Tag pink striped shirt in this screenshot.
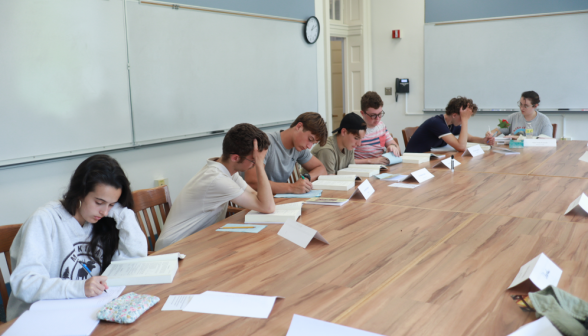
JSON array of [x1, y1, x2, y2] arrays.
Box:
[[354, 121, 393, 159]]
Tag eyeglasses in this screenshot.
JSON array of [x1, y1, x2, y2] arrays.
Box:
[[364, 110, 385, 119], [243, 158, 256, 166], [517, 101, 532, 109]]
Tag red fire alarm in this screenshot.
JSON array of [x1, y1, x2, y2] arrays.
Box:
[[392, 30, 401, 39]]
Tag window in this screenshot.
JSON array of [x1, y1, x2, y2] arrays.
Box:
[[329, 0, 341, 21]]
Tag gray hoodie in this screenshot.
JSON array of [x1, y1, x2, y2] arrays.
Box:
[[7, 201, 147, 320]]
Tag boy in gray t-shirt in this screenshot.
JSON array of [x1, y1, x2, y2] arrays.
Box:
[[245, 112, 328, 194]]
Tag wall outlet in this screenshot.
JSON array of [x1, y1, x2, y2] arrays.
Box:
[[384, 87, 392, 95], [154, 178, 168, 187]]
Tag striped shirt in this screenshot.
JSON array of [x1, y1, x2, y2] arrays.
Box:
[[354, 121, 393, 159]]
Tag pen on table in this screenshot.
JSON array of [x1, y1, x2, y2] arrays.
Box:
[[220, 226, 256, 229], [82, 263, 107, 293], [451, 155, 454, 172]]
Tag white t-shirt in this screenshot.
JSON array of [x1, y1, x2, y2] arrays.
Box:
[[155, 159, 248, 251]]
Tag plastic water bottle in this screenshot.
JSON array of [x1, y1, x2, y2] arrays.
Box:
[[525, 122, 533, 139]]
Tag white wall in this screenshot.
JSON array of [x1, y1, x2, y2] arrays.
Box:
[[370, 0, 587, 148]]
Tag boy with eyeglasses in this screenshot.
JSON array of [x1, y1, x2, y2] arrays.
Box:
[[155, 123, 275, 251], [245, 112, 328, 194], [405, 96, 494, 153], [354, 91, 401, 165]]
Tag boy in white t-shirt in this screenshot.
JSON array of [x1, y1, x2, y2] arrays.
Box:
[[354, 91, 401, 165], [155, 123, 275, 251]]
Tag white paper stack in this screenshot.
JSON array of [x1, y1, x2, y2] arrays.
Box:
[[338, 167, 379, 177], [245, 202, 303, 223], [401, 153, 445, 164], [312, 175, 356, 191]]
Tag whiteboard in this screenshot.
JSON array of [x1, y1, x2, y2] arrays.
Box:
[[424, 13, 588, 110], [0, 0, 133, 166], [125, 1, 318, 145]]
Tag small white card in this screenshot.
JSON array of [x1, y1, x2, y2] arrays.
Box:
[[579, 152, 588, 163], [402, 168, 434, 183], [508, 253, 562, 291], [352, 179, 375, 200], [388, 183, 419, 189], [564, 193, 588, 215], [507, 317, 562, 336], [524, 139, 557, 147], [278, 219, 329, 248], [432, 157, 462, 169], [286, 315, 385, 336], [462, 144, 484, 157]]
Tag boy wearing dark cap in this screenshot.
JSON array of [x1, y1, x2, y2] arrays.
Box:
[[304, 112, 367, 175]]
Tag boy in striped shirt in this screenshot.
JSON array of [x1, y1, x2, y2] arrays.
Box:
[[354, 91, 400, 165]]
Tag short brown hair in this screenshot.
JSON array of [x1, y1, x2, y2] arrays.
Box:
[[290, 112, 328, 146], [360, 91, 383, 112], [222, 123, 270, 161], [445, 96, 478, 116]]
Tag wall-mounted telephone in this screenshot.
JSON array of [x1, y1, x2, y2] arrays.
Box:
[[395, 78, 409, 102]]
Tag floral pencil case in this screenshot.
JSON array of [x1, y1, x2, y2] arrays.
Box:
[[97, 292, 160, 324]]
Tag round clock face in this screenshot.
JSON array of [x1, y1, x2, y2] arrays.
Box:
[[305, 16, 320, 44]]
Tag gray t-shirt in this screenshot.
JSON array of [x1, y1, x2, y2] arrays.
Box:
[[264, 130, 312, 182], [503, 111, 553, 137]]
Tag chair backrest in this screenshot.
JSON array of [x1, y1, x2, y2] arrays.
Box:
[[132, 186, 172, 252], [552, 123, 557, 139], [0, 224, 22, 315], [402, 127, 419, 148], [287, 163, 301, 184]]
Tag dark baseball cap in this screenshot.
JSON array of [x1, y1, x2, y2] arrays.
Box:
[[332, 112, 367, 134]]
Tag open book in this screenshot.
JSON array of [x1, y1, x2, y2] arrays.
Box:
[[312, 175, 356, 191], [245, 202, 302, 223], [401, 153, 446, 164], [102, 253, 181, 286]]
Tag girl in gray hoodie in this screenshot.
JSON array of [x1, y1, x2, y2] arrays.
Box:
[[7, 155, 147, 320]]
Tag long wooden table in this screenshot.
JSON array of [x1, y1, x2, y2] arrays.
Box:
[[2, 140, 588, 335]]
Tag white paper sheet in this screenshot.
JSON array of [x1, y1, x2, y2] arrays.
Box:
[[3, 309, 99, 336], [408, 168, 434, 183], [507, 317, 562, 336], [182, 291, 278, 318], [388, 183, 419, 189], [462, 144, 484, 157], [286, 315, 385, 336], [162, 295, 196, 311], [4, 286, 125, 336], [355, 179, 375, 200], [564, 193, 588, 215], [579, 152, 588, 163]]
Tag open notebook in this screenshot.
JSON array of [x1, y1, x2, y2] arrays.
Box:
[[102, 253, 181, 286]]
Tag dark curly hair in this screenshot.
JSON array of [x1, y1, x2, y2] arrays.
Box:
[[521, 91, 540, 106], [61, 154, 133, 273], [360, 91, 383, 112], [290, 112, 328, 146], [221, 123, 271, 161], [445, 96, 478, 116]]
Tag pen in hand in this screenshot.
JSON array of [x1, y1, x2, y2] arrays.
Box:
[[82, 262, 107, 293]]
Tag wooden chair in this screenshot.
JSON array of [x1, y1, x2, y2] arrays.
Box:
[[287, 163, 301, 184], [552, 123, 557, 139], [226, 201, 243, 218], [402, 127, 419, 148], [0, 224, 22, 316], [132, 186, 172, 252]]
